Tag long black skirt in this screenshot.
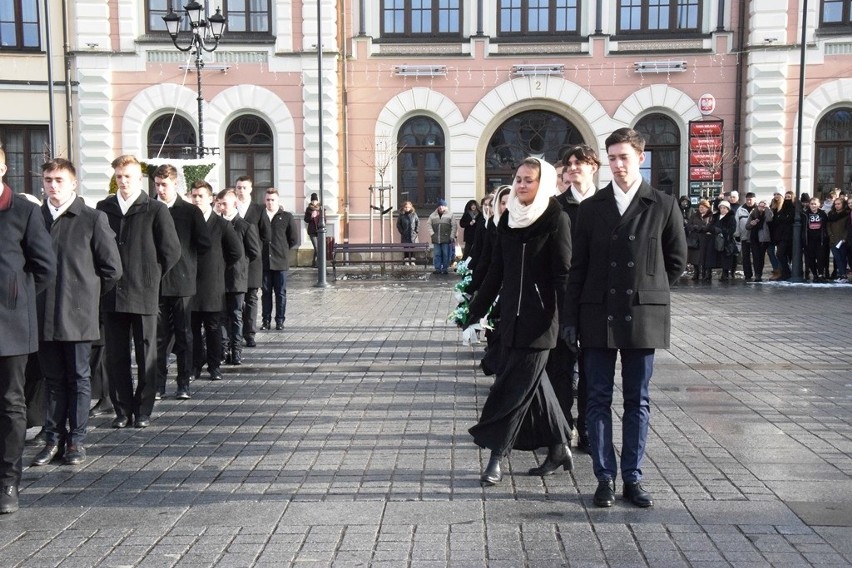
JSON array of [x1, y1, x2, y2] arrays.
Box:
[[469, 347, 571, 455]]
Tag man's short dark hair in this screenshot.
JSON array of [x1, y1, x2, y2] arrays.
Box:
[[191, 180, 213, 195], [216, 188, 235, 200], [235, 175, 252, 184], [42, 158, 77, 178], [605, 128, 646, 154], [562, 144, 601, 169], [265, 187, 279, 196], [153, 164, 178, 181]]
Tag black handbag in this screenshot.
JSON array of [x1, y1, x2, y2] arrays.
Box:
[[714, 232, 725, 252]]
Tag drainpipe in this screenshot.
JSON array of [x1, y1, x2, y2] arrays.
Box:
[[43, 0, 57, 156], [732, 0, 747, 187], [61, 0, 73, 161]]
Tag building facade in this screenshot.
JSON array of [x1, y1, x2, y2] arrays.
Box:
[[1, 1, 851, 254]]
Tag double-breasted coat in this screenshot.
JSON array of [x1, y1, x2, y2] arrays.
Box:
[[96, 192, 181, 315], [192, 213, 243, 313], [0, 192, 56, 357], [226, 215, 260, 293], [160, 198, 211, 298], [38, 196, 122, 342], [566, 182, 686, 350], [240, 203, 270, 289], [263, 208, 298, 272]]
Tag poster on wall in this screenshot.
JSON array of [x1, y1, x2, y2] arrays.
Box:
[[688, 119, 724, 200]]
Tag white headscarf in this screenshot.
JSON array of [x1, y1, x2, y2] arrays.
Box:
[[491, 185, 512, 228], [507, 158, 556, 229]]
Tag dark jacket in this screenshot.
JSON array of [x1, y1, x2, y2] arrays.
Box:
[[468, 199, 571, 350], [160, 198, 211, 297], [39, 196, 122, 342], [467, 216, 497, 293], [566, 182, 687, 350], [802, 209, 829, 249], [304, 203, 323, 236], [826, 206, 850, 247], [709, 211, 737, 269], [226, 215, 260, 293], [396, 210, 419, 243], [263, 208, 298, 271], [459, 200, 480, 253], [192, 213, 243, 313], [0, 192, 56, 357], [769, 200, 795, 243], [96, 192, 181, 315], [241, 202, 270, 288]]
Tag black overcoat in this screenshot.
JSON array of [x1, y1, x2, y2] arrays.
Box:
[[97, 192, 181, 315], [241, 202, 270, 288], [160, 198, 211, 297], [263, 208, 298, 271], [468, 199, 571, 350], [39, 197, 122, 341], [0, 193, 56, 357], [226, 216, 260, 293], [566, 182, 687, 350], [192, 213, 243, 312]]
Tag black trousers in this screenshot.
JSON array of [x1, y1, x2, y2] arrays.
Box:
[[89, 341, 107, 402], [223, 292, 245, 353], [103, 311, 158, 420], [740, 240, 753, 279], [242, 288, 259, 341], [24, 352, 44, 429], [157, 295, 193, 390], [38, 341, 92, 447], [0, 354, 28, 486], [545, 338, 576, 431], [192, 311, 222, 373]]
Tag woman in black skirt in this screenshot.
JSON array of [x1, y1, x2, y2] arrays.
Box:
[[465, 157, 574, 486]]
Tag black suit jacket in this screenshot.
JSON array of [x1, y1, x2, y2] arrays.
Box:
[[263, 208, 298, 271], [97, 192, 181, 315], [160, 198, 212, 297], [192, 213, 243, 312], [39, 196, 122, 341], [240, 202, 269, 288], [225, 215, 260, 293], [0, 193, 56, 356], [566, 181, 687, 349]]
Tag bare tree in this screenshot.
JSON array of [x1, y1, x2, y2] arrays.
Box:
[[355, 136, 405, 244]]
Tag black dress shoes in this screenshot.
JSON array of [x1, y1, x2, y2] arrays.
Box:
[[25, 429, 47, 447], [209, 369, 223, 381], [192, 367, 202, 381], [275, 322, 284, 331], [175, 387, 191, 400], [31, 444, 62, 466], [528, 443, 573, 476], [245, 338, 257, 348], [134, 415, 151, 429], [89, 399, 114, 418], [623, 481, 654, 508], [0, 486, 19, 514], [111, 415, 130, 429], [480, 453, 503, 486], [260, 321, 270, 331], [63, 445, 86, 465], [594, 479, 616, 507]]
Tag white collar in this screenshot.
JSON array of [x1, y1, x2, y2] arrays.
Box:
[[613, 177, 642, 216], [570, 184, 596, 203], [223, 211, 238, 222], [236, 199, 250, 217], [117, 189, 142, 215], [49, 192, 77, 220]]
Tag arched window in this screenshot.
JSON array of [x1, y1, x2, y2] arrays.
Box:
[[146, 115, 197, 160], [635, 113, 681, 196], [225, 115, 274, 204], [485, 110, 584, 191], [815, 108, 852, 196], [397, 116, 445, 211]]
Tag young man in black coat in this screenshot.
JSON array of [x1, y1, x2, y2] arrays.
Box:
[[565, 128, 686, 509], [234, 176, 270, 347], [33, 159, 122, 467], [217, 188, 260, 366], [0, 148, 56, 514], [261, 188, 298, 331], [188, 182, 243, 381], [153, 165, 211, 400], [97, 155, 181, 430]]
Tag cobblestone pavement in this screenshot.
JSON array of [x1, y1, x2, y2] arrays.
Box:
[[1, 269, 851, 567]]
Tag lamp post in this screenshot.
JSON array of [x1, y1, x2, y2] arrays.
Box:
[[791, 0, 809, 282], [163, 2, 226, 158], [314, 0, 328, 287]]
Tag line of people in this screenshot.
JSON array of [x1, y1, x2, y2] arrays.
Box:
[[681, 188, 852, 283], [0, 152, 297, 515], [458, 130, 686, 509]]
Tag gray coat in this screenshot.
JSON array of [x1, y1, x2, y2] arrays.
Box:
[[566, 182, 687, 350], [0, 193, 56, 357], [39, 196, 122, 341]]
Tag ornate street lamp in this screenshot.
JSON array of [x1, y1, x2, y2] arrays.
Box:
[[163, 2, 227, 158]]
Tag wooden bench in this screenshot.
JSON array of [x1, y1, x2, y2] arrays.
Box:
[[331, 242, 432, 281]]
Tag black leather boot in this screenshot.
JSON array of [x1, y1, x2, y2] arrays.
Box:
[[528, 443, 574, 476], [480, 452, 502, 486], [691, 268, 700, 281]]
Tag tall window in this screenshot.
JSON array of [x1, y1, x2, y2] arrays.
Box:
[[225, 115, 273, 204], [381, 0, 461, 39], [618, 0, 701, 34], [146, 0, 270, 34], [821, 0, 852, 26], [0, 124, 50, 196], [485, 110, 584, 190], [397, 116, 445, 211], [146, 115, 197, 160], [635, 114, 681, 196], [814, 108, 852, 195], [498, 0, 580, 36], [0, 0, 40, 50]]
